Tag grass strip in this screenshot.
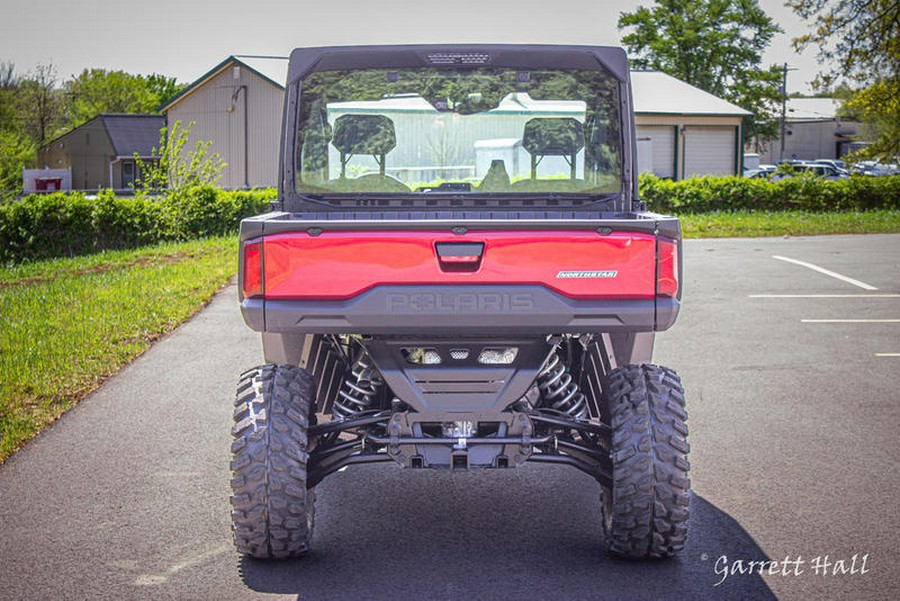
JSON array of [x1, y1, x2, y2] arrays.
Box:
[[0, 236, 238, 462], [0, 241, 218, 286], [680, 209, 900, 238]]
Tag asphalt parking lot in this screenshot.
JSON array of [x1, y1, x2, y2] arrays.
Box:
[[655, 234, 899, 600], [0, 234, 897, 600]]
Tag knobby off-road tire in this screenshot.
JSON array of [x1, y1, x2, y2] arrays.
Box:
[[230, 364, 317, 559], [601, 364, 690, 559]]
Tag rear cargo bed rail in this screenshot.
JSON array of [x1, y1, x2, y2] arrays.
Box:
[[240, 211, 681, 240]]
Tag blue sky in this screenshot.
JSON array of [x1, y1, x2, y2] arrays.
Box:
[[0, 0, 824, 94]]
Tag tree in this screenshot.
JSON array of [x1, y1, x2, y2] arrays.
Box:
[[145, 73, 183, 107], [0, 62, 34, 196], [841, 81, 899, 158], [0, 62, 14, 87], [789, 0, 898, 85], [789, 0, 900, 159], [618, 0, 783, 142], [0, 130, 34, 197], [16, 63, 65, 147], [0, 62, 19, 133], [65, 69, 182, 128], [135, 120, 226, 192]]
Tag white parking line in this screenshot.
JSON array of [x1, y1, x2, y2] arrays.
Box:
[[750, 294, 900, 298], [802, 319, 900, 323], [876, 353, 900, 357], [772, 255, 878, 291]]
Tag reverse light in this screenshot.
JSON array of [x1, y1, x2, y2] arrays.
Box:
[[402, 347, 442, 365], [657, 238, 679, 298], [242, 239, 263, 299], [478, 347, 519, 364]]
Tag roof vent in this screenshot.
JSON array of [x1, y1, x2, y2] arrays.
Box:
[[426, 52, 492, 66]]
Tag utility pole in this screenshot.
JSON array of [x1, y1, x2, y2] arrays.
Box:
[[778, 63, 797, 163]]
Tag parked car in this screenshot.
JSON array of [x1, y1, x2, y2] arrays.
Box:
[[815, 159, 847, 172], [744, 164, 776, 179], [770, 161, 847, 181], [813, 159, 850, 176], [804, 162, 849, 179], [851, 161, 898, 177]]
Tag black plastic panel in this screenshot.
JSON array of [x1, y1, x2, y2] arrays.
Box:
[[240, 285, 680, 336]]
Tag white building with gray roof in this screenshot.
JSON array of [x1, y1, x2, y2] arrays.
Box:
[[631, 71, 751, 179]]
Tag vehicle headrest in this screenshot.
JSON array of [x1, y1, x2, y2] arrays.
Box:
[[331, 114, 397, 156], [522, 118, 585, 156]]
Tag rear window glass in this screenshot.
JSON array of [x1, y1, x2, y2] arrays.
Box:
[[295, 67, 622, 198]]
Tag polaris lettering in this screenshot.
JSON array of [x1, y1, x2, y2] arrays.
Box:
[[387, 293, 535, 313]]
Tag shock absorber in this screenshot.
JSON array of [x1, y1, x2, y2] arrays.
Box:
[[537, 351, 589, 421], [333, 352, 383, 420]]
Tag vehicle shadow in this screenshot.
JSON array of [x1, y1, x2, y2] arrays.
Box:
[[239, 465, 774, 601]]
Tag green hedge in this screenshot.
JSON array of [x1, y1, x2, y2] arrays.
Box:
[[640, 173, 900, 214], [0, 187, 274, 263], [3, 176, 898, 263]]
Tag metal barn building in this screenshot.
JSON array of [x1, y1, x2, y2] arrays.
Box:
[[753, 98, 862, 163], [160, 56, 287, 189]]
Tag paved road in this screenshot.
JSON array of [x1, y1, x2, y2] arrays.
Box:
[[1, 234, 898, 600]]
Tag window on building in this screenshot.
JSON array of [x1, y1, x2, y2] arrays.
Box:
[[122, 161, 135, 188]]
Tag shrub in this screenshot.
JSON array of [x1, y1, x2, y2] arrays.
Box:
[[135, 120, 226, 192], [0, 187, 273, 263], [639, 173, 900, 214], [2, 175, 897, 264]]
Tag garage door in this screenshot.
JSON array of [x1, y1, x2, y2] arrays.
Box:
[[684, 127, 736, 177], [635, 126, 675, 178]]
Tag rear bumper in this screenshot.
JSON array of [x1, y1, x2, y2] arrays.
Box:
[[241, 284, 679, 335]]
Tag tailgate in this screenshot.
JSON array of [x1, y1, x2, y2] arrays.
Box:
[[238, 216, 681, 335], [253, 230, 662, 301]]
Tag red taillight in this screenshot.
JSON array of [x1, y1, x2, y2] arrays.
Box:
[[657, 238, 679, 298], [242, 239, 263, 299]]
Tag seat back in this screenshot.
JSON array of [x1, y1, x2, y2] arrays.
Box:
[[331, 114, 397, 177], [521, 117, 584, 179]]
